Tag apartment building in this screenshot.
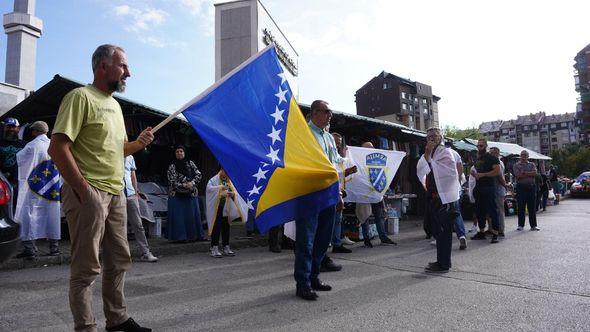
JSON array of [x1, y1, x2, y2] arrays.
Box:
[[355, 71, 440, 130]]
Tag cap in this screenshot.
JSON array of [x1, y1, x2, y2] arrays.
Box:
[[29, 121, 49, 134], [3, 118, 19, 127]]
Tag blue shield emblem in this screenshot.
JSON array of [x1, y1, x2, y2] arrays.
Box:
[[366, 153, 387, 192], [27, 160, 61, 201]]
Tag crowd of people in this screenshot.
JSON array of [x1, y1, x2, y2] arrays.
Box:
[[1, 44, 561, 331]]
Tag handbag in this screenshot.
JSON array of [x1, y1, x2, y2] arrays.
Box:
[[174, 186, 192, 197]]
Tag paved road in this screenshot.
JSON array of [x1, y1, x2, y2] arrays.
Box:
[[1, 199, 589, 331]]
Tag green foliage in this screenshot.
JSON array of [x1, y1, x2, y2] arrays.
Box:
[[442, 125, 484, 140], [550, 144, 590, 178]]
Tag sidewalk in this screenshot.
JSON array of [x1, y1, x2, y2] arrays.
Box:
[[1, 217, 424, 271]]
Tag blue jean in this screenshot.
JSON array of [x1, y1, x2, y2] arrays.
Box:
[[361, 202, 388, 240], [453, 201, 466, 238], [294, 205, 336, 289], [332, 211, 342, 247], [474, 186, 499, 233], [516, 183, 537, 228]]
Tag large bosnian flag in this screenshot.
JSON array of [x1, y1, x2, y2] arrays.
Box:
[[180, 46, 339, 233]]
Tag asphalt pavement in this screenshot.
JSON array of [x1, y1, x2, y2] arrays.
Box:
[[1, 198, 589, 331]]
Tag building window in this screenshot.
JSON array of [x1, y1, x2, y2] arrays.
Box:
[[551, 124, 556, 129], [401, 92, 407, 99], [409, 105, 413, 111], [414, 97, 418, 102], [525, 133, 530, 137], [533, 125, 537, 130], [551, 137, 557, 142], [533, 132, 537, 136], [422, 98, 427, 105], [542, 125, 547, 129], [524, 125, 529, 130], [552, 145, 558, 150], [561, 123, 567, 128], [402, 103, 407, 110]]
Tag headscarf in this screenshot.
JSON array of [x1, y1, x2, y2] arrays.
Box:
[[172, 145, 194, 179]]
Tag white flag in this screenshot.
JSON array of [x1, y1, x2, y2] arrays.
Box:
[[343, 146, 406, 203], [15, 135, 61, 241]]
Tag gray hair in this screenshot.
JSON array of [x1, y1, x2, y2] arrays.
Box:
[[426, 127, 444, 145], [91, 44, 124, 72]]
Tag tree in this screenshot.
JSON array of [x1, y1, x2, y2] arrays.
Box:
[[442, 125, 484, 140], [550, 144, 590, 178]]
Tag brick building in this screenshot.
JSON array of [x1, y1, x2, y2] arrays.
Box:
[[355, 71, 439, 131]]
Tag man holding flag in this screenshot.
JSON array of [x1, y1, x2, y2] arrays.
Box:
[[165, 46, 341, 301]]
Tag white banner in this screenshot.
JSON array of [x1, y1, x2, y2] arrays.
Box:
[[343, 146, 406, 204]]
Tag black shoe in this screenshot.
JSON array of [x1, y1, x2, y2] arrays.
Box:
[[427, 261, 439, 267], [320, 256, 342, 272], [332, 245, 352, 253], [498, 232, 505, 237], [296, 287, 318, 301], [490, 234, 499, 243], [106, 317, 151, 332], [380, 237, 397, 246], [470, 232, 486, 240], [484, 229, 493, 235], [459, 237, 467, 250], [269, 245, 281, 253], [363, 238, 373, 248], [311, 279, 332, 291], [425, 263, 449, 273]]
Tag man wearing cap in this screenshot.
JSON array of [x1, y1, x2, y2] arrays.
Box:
[[48, 44, 153, 332], [14, 121, 61, 259], [0, 117, 26, 191]]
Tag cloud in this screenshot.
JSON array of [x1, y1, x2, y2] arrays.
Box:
[[111, 5, 168, 33]]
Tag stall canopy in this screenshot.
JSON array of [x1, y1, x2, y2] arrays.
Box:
[[457, 138, 551, 160]]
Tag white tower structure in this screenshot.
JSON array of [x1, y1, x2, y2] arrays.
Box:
[[3, 0, 43, 91]]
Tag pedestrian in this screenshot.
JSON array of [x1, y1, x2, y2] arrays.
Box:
[[330, 132, 356, 253], [470, 139, 502, 244], [166, 145, 206, 242], [417, 127, 461, 273], [48, 44, 153, 331], [357, 141, 396, 248], [489, 147, 508, 237], [293, 100, 354, 301], [448, 147, 467, 250], [14, 121, 61, 259], [123, 155, 158, 262], [536, 173, 550, 212], [0, 117, 26, 205], [205, 168, 246, 258], [547, 165, 559, 195], [513, 150, 540, 231]]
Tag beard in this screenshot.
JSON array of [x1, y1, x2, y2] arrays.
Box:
[[107, 78, 126, 93]]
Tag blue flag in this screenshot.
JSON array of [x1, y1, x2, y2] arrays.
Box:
[[181, 46, 339, 233]]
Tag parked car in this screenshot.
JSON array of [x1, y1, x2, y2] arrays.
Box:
[[570, 171, 590, 198], [0, 172, 18, 264]]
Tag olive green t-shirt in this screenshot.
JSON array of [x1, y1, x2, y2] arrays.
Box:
[[54, 85, 127, 195]]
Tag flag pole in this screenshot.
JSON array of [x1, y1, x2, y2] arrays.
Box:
[[151, 44, 276, 134]]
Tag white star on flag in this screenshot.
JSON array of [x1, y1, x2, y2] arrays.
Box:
[[277, 72, 287, 85], [270, 106, 285, 125], [267, 126, 282, 145], [246, 199, 255, 210], [275, 87, 287, 105], [247, 184, 262, 197], [252, 167, 268, 183], [266, 146, 281, 165]]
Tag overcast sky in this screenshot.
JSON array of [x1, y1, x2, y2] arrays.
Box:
[[0, 0, 588, 129]]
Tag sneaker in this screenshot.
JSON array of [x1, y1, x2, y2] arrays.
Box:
[[490, 234, 499, 243], [106, 317, 151, 332], [470, 232, 486, 240], [517, 226, 523, 231], [210, 246, 222, 258], [468, 225, 478, 233], [222, 245, 235, 256], [459, 237, 467, 250], [530, 226, 541, 231], [342, 236, 355, 245], [430, 239, 437, 246], [139, 252, 158, 262]]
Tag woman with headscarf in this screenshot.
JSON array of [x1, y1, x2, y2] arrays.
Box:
[[205, 168, 247, 257], [166, 146, 206, 242]]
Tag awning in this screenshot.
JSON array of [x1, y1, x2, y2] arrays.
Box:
[[463, 138, 551, 160]]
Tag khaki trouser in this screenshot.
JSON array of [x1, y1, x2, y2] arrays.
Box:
[[62, 183, 131, 332]]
